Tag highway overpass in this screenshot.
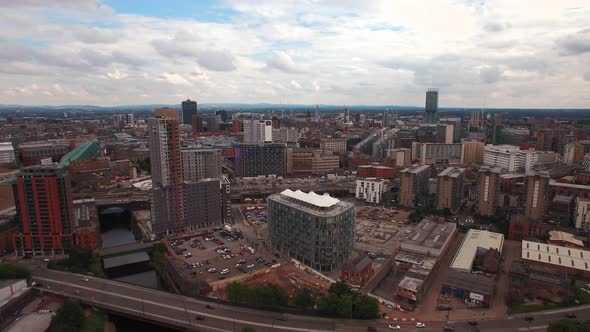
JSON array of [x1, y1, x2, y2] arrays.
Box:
[[31, 269, 590, 332]]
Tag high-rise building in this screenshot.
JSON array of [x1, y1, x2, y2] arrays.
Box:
[[461, 139, 484, 164], [206, 116, 220, 132], [182, 178, 227, 230], [268, 189, 355, 272], [399, 164, 431, 208], [215, 110, 228, 123], [181, 99, 197, 125], [243, 119, 272, 144], [424, 88, 439, 123], [192, 115, 204, 134], [437, 124, 454, 144], [181, 149, 221, 182], [469, 111, 484, 130], [411, 142, 463, 165], [125, 113, 135, 125], [477, 166, 502, 216], [112, 114, 123, 129], [437, 166, 465, 213], [389, 148, 412, 167], [320, 137, 347, 153], [574, 197, 590, 233], [233, 143, 286, 177], [564, 142, 584, 165], [524, 171, 550, 221], [148, 109, 183, 236], [13, 165, 75, 256]]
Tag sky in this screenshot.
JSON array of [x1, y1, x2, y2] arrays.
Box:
[[0, 0, 589, 108]]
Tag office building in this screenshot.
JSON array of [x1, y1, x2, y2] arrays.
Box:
[[320, 136, 347, 153], [205, 116, 221, 132], [389, 148, 412, 167], [564, 142, 584, 165], [356, 178, 385, 204], [437, 124, 454, 144], [524, 171, 550, 221], [411, 142, 462, 165], [0, 142, 15, 166], [287, 148, 339, 175], [192, 115, 204, 134], [125, 113, 134, 125], [268, 189, 355, 272], [469, 111, 484, 129], [575, 197, 590, 233], [483, 145, 522, 172], [477, 166, 502, 216], [272, 127, 300, 143], [181, 99, 198, 125], [148, 109, 183, 236], [461, 139, 484, 165], [13, 165, 75, 256], [399, 164, 431, 208], [424, 88, 439, 123], [112, 114, 123, 129], [243, 119, 272, 144], [437, 167, 465, 213], [215, 110, 228, 123], [233, 143, 286, 177], [181, 149, 221, 182]]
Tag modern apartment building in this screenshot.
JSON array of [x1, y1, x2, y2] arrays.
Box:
[[437, 167, 466, 213], [477, 166, 502, 216], [182, 178, 227, 230], [0, 142, 15, 166], [181, 148, 221, 182], [233, 143, 286, 177], [389, 148, 412, 167], [411, 142, 462, 165], [461, 139, 484, 165], [268, 189, 355, 272], [574, 197, 590, 233], [564, 142, 584, 165], [13, 165, 75, 256], [148, 109, 183, 236], [524, 171, 550, 221], [484, 145, 558, 173], [399, 164, 431, 208], [356, 178, 385, 204]]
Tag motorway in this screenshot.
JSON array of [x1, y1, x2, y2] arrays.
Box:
[[32, 269, 590, 332]]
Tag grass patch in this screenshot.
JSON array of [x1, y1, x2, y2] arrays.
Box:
[[508, 303, 562, 314], [574, 288, 590, 305], [81, 312, 104, 332]]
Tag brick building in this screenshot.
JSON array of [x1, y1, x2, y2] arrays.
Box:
[[341, 255, 374, 287], [508, 214, 551, 241], [356, 164, 395, 179], [73, 198, 101, 250]]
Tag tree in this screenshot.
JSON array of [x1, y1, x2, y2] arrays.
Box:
[[548, 319, 590, 332], [0, 263, 30, 279], [241, 328, 256, 332], [294, 288, 315, 310], [49, 302, 84, 332]]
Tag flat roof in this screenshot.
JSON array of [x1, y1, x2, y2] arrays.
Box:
[[438, 167, 465, 178], [549, 180, 590, 190], [451, 229, 504, 272], [400, 218, 457, 256], [401, 164, 430, 174], [549, 231, 584, 247], [398, 276, 423, 292], [280, 189, 339, 208], [103, 252, 150, 269], [395, 252, 437, 271], [522, 241, 590, 272]]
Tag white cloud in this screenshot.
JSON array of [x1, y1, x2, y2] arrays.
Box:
[[0, 0, 589, 107]]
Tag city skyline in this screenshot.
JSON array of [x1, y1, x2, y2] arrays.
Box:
[[1, 0, 589, 108]]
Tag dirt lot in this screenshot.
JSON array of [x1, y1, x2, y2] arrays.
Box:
[[354, 207, 414, 257]]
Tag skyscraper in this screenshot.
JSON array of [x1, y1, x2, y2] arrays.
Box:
[[181, 99, 197, 125], [424, 88, 439, 123], [148, 109, 183, 236], [181, 148, 221, 182], [13, 165, 75, 256], [243, 119, 272, 144]]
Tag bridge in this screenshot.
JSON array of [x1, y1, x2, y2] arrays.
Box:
[[30, 269, 590, 332], [98, 241, 159, 258]]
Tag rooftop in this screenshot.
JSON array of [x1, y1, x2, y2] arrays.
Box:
[[522, 241, 590, 272], [549, 180, 590, 190], [0, 143, 14, 152], [280, 189, 340, 208], [397, 276, 424, 292], [548, 231, 585, 247], [343, 255, 373, 273], [450, 229, 504, 272], [401, 164, 430, 174], [400, 218, 457, 257], [438, 166, 466, 178]]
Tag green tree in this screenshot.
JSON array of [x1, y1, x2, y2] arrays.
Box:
[[0, 263, 30, 279], [49, 302, 84, 332], [548, 319, 590, 332], [241, 328, 256, 332], [294, 288, 315, 310], [353, 295, 379, 319]]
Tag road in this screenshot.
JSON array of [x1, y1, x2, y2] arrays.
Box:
[[32, 269, 590, 332]]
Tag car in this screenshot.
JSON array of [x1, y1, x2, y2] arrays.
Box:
[[566, 313, 577, 318], [367, 327, 377, 332], [220, 269, 230, 275], [206, 304, 215, 309], [43, 258, 50, 262], [238, 259, 246, 264], [82, 277, 89, 282], [246, 264, 255, 269], [207, 268, 217, 273], [74, 290, 80, 295], [443, 326, 455, 331], [272, 259, 277, 264], [388, 324, 401, 330], [277, 314, 288, 321], [468, 321, 478, 326], [416, 322, 426, 328], [195, 316, 205, 321]]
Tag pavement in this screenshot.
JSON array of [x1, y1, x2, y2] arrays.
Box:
[[30, 268, 590, 332]]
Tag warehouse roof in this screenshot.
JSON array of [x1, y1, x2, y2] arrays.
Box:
[[280, 189, 339, 208], [522, 241, 590, 272], [451, 229, 504, 272], [443, 270, 495, 296]]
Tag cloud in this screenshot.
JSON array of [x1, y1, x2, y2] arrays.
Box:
[[106, 68, 127, 80], [290, 80, 302, 89], [266, 51, 303, 73], [483, 22, 510, 33], [557, 29, 590, 55], [195, 50, 236, 72], [584, 72, 590, 82], [74, 27, 119, 44], [480, 66, 503, 83], [151, 39, 236, 71]]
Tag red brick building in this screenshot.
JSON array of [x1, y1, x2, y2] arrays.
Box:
[[356, 164, 395, 179], [508, 214, 552, 241], [73, 199, 101, 250], [341, 255, 374, 287]]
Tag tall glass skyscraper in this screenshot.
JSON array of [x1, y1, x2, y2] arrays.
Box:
[[424, 88, 439, 123], [181, 99, 197, 125]]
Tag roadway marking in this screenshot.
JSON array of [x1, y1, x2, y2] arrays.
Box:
[[35, 277, 332, 332]]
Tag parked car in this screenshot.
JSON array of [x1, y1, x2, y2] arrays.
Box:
[[388, 324, 401, 330], [566, 313, 577, 319], [220, 269, 230, 275], [443, 326, 455, 331], [207, 268, 216, 273], [416, 322, 426, 328]]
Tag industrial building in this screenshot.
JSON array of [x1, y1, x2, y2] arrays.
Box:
[[442, 270, 495, 307], [521, 240, 590, 278], [450, 229, 504, 273], [400, 218, 457, 257], [268, 189, 355, 272]]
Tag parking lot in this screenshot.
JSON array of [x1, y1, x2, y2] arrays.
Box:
[[168, 228, 281, 283]]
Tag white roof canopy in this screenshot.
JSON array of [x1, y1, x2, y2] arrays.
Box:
[[280, 189, 339, 208]]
